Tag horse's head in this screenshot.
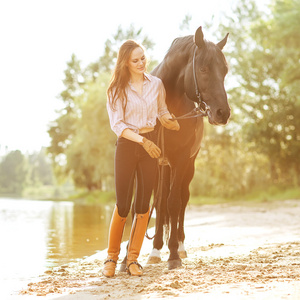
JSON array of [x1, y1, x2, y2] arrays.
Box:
[[185, 26, 231, 125]]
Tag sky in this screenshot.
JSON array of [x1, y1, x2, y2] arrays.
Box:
[[0, 0, 270, 154]]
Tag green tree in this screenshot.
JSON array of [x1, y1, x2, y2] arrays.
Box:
[[97, 23, 156, 73], [65, 73, 115, 190], [218, 0, 300, 186], [266, 0, 300, 94], [48, 53, 83, 181], [0, 150, 27, 195], [28, 148, 53, 186], [187, 0, 300, 198]]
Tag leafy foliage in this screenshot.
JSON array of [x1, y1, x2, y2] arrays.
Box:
[[64, 73, 115, 190], [0, 150, 27, 195], [213, 0, 300, 187], [0, 148, 53, 196], [98, 24, 156, 73], [187, 0, 300, 199]]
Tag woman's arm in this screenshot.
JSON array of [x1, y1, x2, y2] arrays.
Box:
[[121, 129, 161, 158], [120, 128, 144, 143]]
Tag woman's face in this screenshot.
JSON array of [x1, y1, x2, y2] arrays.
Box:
[[127, 47, 146, 77]]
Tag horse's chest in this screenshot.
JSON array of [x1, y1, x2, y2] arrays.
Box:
[[164, 116, 203, 160], [190, 117, 204, 158]]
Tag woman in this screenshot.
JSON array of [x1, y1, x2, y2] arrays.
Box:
[[103, 40, 179, 277]]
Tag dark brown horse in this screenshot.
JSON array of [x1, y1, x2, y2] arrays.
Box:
[[146, 26, 230, 270]]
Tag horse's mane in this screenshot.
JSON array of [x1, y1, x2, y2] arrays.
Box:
[[167, 35, 195, 58], [166, 35, 225, 67]]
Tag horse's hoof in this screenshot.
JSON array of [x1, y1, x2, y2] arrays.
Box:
[[147, 256, 162, 264], [178, 250, 187, 259], [168, 259, 182, 270], [118, 263, 127, 273]]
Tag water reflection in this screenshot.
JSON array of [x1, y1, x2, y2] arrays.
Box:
[[46, 202, 133, 267]]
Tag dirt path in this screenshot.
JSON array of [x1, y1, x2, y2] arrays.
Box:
[[19, 199, 300, 299]]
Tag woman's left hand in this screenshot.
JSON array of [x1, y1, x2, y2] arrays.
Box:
[[160, 113, 180, 131]]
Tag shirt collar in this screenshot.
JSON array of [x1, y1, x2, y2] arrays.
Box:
[[143, 73, 151, 82], [128, 73, 151, 88]]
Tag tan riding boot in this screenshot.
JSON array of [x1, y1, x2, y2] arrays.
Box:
[[102, 205, 126, 278], [126, 208, 150, 276]]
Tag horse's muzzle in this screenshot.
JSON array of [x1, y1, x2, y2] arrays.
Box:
[[208, 108, 231, 125]]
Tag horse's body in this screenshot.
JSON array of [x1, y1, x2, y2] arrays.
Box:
[[147, 26, 230, 270]]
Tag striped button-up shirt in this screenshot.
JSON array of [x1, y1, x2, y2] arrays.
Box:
[[107, 73, 169, 137]]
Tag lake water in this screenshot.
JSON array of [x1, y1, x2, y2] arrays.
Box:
[[0, 198, 135, 298]]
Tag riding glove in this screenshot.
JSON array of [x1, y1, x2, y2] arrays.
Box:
[[160, 113, 180, 131], [139, 137, 161, 158]]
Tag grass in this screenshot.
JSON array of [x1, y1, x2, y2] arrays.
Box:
[[16, 184, 300, 206], [189, 186, 300, 206], [67, 190, 116, 204], [21, 185, 76, 201], [69, 185, 300, 207]]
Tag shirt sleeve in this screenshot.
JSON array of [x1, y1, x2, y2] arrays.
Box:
[[157, 79, 169, 118], [106, 96, 129, 137]]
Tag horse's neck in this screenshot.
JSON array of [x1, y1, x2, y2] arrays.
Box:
[[161, 56, 190, 108], [154, 55, 185, 96], [157, 51, 189, 80], [166, 93, 195, 116], [153, 39, 194, 112]]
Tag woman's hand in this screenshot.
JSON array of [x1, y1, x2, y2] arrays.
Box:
[[140, 137, 161, 158], [160, 113, 180, 131]]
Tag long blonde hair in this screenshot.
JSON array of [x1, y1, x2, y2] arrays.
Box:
[[107, 40, 145, 111]]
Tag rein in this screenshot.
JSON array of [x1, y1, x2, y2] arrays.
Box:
[[145, 48, 210, 240]]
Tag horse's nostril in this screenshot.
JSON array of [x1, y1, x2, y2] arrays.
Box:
[[215, 108, 230, 124], [217, 109, 223, 117]]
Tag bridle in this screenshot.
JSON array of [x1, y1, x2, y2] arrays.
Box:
[[171, 46, 211, 121], [192, 47, 212, 118]]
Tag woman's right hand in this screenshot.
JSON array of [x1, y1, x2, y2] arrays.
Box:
[[140, 137, 161, 158], [160, 113, 180, 131]]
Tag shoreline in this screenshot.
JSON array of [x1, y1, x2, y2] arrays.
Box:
[[15, 200, 300, 299]]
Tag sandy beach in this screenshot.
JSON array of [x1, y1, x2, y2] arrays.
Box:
[[15, 199, 300, 299]]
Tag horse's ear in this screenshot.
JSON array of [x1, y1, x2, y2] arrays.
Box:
[[217, 33, 229, 50], [194, 26, 205, 48]]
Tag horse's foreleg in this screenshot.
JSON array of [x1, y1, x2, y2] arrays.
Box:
[[147, 212, 164, 264], [177, 203, 188, 259], [148, 166, 170, 264], [167, 194, 181, 269], [167, 175, 184, 269], [167, 157, 191, 270], [178, 155, 197, 259], [178, 217, 187, 259]]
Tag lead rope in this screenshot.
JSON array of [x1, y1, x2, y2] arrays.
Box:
[[145, 126, 166, 240]]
